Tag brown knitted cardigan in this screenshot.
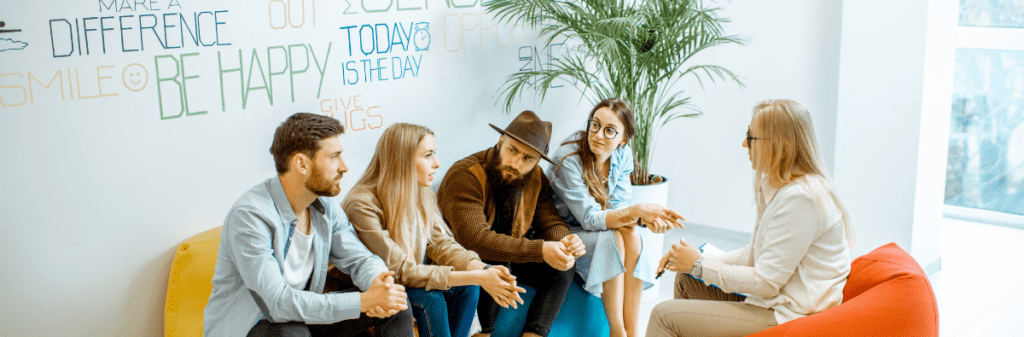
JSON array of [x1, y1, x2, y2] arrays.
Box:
[[436, 148, 571, 263]]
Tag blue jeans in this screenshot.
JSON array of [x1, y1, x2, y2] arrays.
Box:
[[476, 262, 573, 337], [406, 286, 480, 337]]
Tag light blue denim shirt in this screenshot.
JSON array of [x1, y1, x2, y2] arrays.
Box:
[[546, 135, 654, 295], [204, 176, 389, 337], [547, 136, 633, 229]]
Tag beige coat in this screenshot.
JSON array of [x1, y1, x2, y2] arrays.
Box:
[[342, 185, 481, 291], [700, 178, 851, 324]]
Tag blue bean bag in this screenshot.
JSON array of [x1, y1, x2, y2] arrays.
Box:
[[491, 275, 610, 337]]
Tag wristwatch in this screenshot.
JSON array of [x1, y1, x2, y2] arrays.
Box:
[[690, 256, 705, 279]]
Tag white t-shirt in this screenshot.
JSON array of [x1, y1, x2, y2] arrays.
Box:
[[283, 226, 316, 290]]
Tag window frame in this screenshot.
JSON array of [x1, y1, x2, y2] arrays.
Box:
[[943, 17, 1024, 228]]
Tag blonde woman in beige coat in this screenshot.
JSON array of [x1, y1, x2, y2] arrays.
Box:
[[648, 100, 856, 337]]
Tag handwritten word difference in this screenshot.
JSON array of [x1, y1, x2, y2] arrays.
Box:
[[48, 1, 229, 57]]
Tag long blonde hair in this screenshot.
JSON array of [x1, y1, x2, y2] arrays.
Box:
[[750, 99, 856, 248], [353, 123, 447, 260]]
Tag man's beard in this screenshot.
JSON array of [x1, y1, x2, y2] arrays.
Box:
[[486, 151, 527, 229], [487, 148, 528, 187], [307, 164, 342, 197]]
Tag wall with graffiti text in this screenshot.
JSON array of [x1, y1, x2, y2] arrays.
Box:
[[0, 1, 590, 335]]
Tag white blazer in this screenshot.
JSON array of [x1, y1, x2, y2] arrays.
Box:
[[701, 176, 851, 324]]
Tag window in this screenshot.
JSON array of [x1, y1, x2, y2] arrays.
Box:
[[958, 0, 1024, 29], [945, 0, 1024, 223]]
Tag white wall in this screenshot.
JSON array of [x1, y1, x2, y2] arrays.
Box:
[[913, 0, 957, 272], [0, 1, 589, 335], [832, 0, 954, 266], [0, 0, 955, 336], [660, 0, 953, 267]]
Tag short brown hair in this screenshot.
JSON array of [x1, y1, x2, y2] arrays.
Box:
[[269, 113, 345, 173]]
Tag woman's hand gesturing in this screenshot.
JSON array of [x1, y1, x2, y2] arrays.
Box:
[[637, 203, 686, 234]]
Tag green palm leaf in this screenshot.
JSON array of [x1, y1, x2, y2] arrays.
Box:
[[488, 0, 745, 185]]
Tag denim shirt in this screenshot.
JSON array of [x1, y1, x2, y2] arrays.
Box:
[[546, 136, 633, 230], [545, 136, 655, 296], [204, 176, 389, 337]]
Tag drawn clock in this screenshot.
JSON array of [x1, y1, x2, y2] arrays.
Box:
[[413, 22, 430, 52]]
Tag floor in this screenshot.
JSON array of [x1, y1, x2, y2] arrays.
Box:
[[634, 225, 751, 337], [934, 218, 1024, 337], [474, 218, 1024, 336]]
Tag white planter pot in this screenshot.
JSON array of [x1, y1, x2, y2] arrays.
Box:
[[630, 177, 669, 302]]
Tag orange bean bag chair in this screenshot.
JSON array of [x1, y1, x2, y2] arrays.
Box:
[[747, 242, 939, 337]]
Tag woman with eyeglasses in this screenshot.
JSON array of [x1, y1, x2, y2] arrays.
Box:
[[647, 99, 856, 337], [343, 123, 526, 337], [546, 98, 686, 337]]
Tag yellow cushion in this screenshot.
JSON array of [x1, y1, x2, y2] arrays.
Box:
[[164, 227, 222, 337]]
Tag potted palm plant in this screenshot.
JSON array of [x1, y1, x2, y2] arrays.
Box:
[[488, 0, 744, 300], [488, 0, 744, 187]]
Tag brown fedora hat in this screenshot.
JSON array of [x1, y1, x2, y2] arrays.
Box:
[[489, 110, 554, 163]]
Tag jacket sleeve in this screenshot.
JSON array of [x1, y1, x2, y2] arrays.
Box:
[[344, 197, 456, 291], [549, 154, 612, 231], [533, 173, 572, 241], [224, 206, 365, 324], [713, 244, 752, 266], [327, 209, 390, 293], [425, 220, 482, 273], [438, 168, 546, 263]]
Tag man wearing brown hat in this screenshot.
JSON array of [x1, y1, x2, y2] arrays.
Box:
[[436, 110, 586, 337]]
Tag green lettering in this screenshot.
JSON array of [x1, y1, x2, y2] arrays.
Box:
[[287, 44, 310, 102], [217, 50, 244, 111], [309, 42, 331, 99], [180, 52, 206, 116], [155, 54, 183, 120], [244, 48, 271, 108], [267, 46, 288, 103]]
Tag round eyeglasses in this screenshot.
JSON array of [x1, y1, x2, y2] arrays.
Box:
[[589, 119, 620, 140]]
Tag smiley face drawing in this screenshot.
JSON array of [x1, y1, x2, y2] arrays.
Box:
[[122, 63, 149, 92]]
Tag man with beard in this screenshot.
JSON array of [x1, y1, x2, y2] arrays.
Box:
[[204, 113, 415, 337], [437, 110, 586, 337]]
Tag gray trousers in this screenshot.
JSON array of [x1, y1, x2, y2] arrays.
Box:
[[645, 273, 778, 337]]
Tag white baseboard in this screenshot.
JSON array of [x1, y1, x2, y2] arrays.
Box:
[[923, 258, 942, 276], [677, 222, 752, 244]]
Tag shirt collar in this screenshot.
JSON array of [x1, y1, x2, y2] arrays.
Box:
[[611, 145, 627, 165], [607, 146, 623, 184], [269, 176, 326, 226], [759, 179, 781, 205]]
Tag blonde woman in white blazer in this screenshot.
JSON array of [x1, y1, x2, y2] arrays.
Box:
[[647, 99, 857, 337]]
